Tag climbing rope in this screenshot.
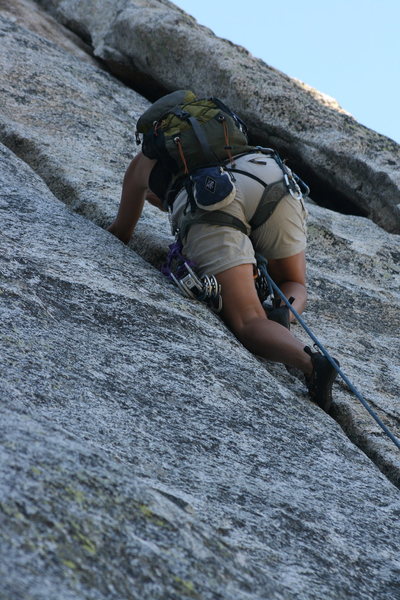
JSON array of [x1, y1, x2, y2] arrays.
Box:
[[256, 254, 400, 452]]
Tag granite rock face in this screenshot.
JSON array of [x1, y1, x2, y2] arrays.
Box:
[[34, 0, 400, 233], [2, 131, 400, 600], [0, 0, 99, 66], [1, 4, 400, 600], [299, 203, 400, 485]]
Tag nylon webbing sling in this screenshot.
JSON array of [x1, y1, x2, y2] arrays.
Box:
[[179, 210, 248, 240]]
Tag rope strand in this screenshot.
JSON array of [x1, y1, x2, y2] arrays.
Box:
[[256, 254, 400, 451]]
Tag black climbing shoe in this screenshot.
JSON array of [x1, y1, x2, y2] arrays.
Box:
[[304, 346, 340, 413], [264, 297, 294, 330]]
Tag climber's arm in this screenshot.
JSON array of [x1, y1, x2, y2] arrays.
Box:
[[107, 152, 157, 244], [145, 190, 165, 210]]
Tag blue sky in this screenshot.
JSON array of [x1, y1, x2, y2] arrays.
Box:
[[173, 0, 400, 144]]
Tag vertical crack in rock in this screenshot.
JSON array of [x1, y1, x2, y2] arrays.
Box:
[[0, 11, 399, 490], [2, 7, 400, 598]]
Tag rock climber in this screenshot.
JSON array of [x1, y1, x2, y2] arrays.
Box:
[[107, 93, 338, 412]]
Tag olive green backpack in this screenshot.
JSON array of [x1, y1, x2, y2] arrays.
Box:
[[135, 90, 254, 203]]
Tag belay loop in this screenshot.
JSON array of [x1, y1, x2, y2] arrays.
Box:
[[161, 240, 222, 313]]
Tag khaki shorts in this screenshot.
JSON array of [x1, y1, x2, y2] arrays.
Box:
[[172, 153, 308, 276]]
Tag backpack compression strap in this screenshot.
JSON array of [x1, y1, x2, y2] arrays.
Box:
[[187, 116, 217, 164], [169, 107, 217, 165]]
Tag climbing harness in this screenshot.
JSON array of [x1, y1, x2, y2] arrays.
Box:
[[161, 240, 222, 313], [177, 146, 310, 241], [255, 254, 400, 452]]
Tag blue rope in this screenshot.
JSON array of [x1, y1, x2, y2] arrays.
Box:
[[256, 254, 400, 451]]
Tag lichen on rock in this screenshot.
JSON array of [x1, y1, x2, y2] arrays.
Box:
[[1, 3, 400, 600]]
